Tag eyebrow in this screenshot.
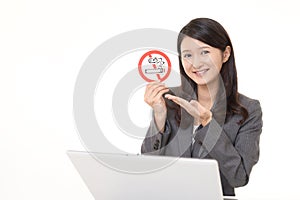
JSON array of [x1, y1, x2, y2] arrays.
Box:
[[181, 46, 211, 53]]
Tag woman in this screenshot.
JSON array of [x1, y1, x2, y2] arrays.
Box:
[[141, 18, 263, 196]]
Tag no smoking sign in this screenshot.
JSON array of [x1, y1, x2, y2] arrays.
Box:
[[138, 50, 171, 82]]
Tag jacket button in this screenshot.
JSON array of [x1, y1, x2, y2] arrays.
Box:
[[153, 139, 160, 150]]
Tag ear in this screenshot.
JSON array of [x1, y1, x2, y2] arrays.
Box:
[[222, 46, 231, 63]]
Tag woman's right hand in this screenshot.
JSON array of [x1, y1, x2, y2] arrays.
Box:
[[144, 82, 169, 132]]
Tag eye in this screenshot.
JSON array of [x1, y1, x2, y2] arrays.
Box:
[[200, 50, 209, 55], [182, 53, 192, 58]]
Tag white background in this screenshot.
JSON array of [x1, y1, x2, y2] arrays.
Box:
[[1, 0, 300, 199]]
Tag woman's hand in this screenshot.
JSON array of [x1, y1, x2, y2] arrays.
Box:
[[165, 94, 212, 126], [144, 82, 169, 132]]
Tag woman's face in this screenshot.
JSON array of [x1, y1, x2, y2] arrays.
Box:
[[180, 36, 230, 86]]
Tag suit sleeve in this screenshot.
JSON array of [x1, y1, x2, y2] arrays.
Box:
[[141, 116, 172, 155], [194, 100, 263, 187]]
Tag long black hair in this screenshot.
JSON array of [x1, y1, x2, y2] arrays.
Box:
[[176, 18, 248, 124]]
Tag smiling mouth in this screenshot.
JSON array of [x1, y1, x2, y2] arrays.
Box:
[[193, 69, 209, 76]]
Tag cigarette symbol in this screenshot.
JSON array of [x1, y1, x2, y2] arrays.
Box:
[[145, 67, 165, 74]]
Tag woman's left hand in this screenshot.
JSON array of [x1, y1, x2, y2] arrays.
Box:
[[165, 94, 212, 126]]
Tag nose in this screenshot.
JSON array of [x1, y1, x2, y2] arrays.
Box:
[[191, 55, 203, 69]]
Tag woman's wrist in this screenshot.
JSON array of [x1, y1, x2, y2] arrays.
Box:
[[154, 109, 167, 133]]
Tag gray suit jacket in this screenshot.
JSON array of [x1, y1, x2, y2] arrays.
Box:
[[141, 89, 263, 196]]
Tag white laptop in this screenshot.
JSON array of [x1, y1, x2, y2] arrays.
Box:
[[67, 151, 236, 200]]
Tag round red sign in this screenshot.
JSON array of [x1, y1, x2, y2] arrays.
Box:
[[138, 50, 172, 82]]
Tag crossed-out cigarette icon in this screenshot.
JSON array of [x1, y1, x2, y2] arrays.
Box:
[[138, 50, 171, 82]]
